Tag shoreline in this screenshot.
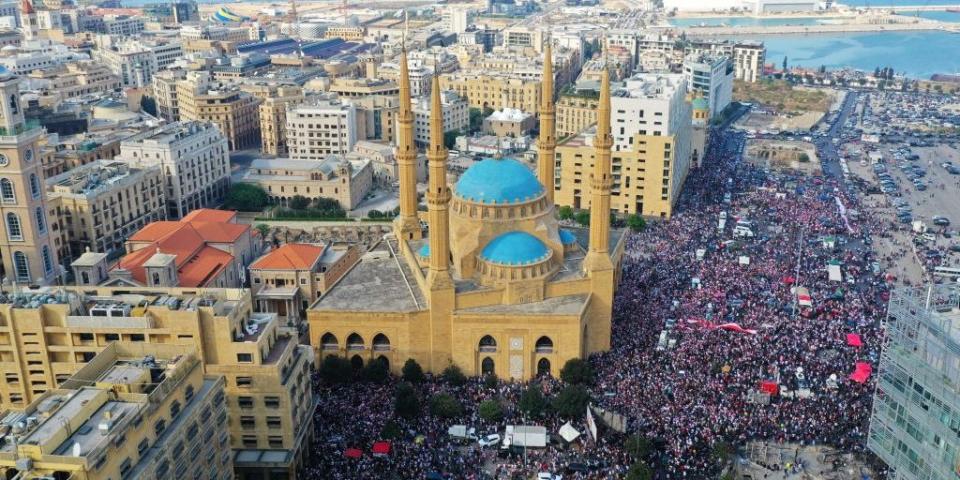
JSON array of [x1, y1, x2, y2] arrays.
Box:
[[676, 21, 959, 35]]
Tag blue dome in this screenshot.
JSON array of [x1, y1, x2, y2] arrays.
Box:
[[559, 229, 577, 245], [480, 232, 550, 266], [455, 158, 543, 204], [417, 244, 430, 257]]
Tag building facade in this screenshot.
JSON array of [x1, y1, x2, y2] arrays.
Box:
[[259, 85, 304, 156], [440, 73, 542, 114], [151, 68, 187, 122], [683, 54, 734, 119], [176, 72, 263, 151], [412, 90, 468, 146], [483, 108, 536, 137], [556, 89, 600, 138], [93, 38, 183, 88], [238, 157, 373, 210], [286, 96, 358, 159]]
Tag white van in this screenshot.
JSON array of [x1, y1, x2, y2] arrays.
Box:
[[733, 225, 755, 238]]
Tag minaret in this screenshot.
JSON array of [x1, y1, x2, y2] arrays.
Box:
[[425, 69, 453, 289], [583, 54, 614, 273], [537, 38, 556, 203], [393, 46, 422, 241]]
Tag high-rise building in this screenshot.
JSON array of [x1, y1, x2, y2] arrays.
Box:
[[259, 86, 304, 156], [0, 67, 59, 285], [116, 122, 231, 219], [448, 8, 469, 34], [93, 38, 183, 88], [0, 342, 233, 480], [151, 69, 187, 122], [733, 41, 765, 83], [176, 71, 262, 151], [556, 88, 600, 138], [411, 90, 469, 146], [286, 95, 358, 159], [683, 54, 734, 120], [555, 73, 692, 218], [868, 284, 960, 480], [0, 285, 315, 479]]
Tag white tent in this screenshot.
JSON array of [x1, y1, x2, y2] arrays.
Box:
[[558, 422, 580, 443]]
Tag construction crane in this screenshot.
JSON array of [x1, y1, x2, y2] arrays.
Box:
[[289, 0, 303, 57]]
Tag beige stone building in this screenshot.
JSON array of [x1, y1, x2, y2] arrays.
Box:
[[440, 73, 542, 114], [412, 90, 469, 146], [286, 96, 357, 159], [24, 61, 120, 106], [308, 48, 624, 380], [0, 342, 233, 480], [151, 68, 187, 122], [483, 108, 536, 137], [47, 160, 165, 261], [556, 89, 599, 138], [258, 86, 304, 156], [323, 25, 365, 41], [328, 77, 398, 98], [0, 286, 314, 479], [177, 72, 262, 151], [351, 95, 399, 144], [239, 157, 373, 210]]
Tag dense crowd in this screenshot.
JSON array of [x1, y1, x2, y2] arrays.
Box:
[[306, 122, 893, 479]]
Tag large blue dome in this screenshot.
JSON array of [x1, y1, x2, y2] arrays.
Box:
[[480, 231, 550, 266], [455, 158, 543, 204]]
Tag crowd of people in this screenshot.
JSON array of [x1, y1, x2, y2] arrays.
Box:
[[306, 119, 896, 478]]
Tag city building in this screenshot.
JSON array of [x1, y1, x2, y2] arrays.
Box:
[[238, 156, 373, 209], [308, 43, 624, 381], [47, 160, 165, 261], [250, 242, 360, 327], [690, 94, 709, 167], [350, 94, 399, 144], [0, 67, 59, 285], [412, 90, 468, 146], [176, 72, 263, 151], [286, 95, 358, 159], [447, 8, 470, 34], [0, 39, 88, 74], [328, 77, 399, 98], [93, 38, 183, 88], [106, 209, 257, 288], [483, 108, 536, 137], [556, 87, 600, 138], [323, 25, 365, 41], [0, 286, 315, 479], [151, 68, 187, 122], [116, 122, 231, 219], [733, 41, 766, 83], [101, 14, 145, 35], [683, 53, 734, 120], [0, 342, 232, 480], [259, 85, 304, 156], [23, 61, 120, 104], [868, 284, 960, 480], [555, 73, 693, 218], [440, 73, 542, 114], [502, 25, 544, 52]]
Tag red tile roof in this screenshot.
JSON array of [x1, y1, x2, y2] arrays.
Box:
[[182, 208, 237, 224], [251, 244, 325, 270]]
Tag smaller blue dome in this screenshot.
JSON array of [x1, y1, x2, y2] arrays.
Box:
[[480, 232, 550, 266], [559, 229, 577, 245], [417, 244, 430, 257], [455, 158, 543, 205]]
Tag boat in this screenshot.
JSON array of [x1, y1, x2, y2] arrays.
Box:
[[947, 7, 960, 13]]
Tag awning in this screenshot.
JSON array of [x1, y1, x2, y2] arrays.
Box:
[[372, 441, 391, 456], [558, 422, 581, 443]]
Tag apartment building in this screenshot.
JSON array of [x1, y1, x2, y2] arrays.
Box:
[[555, 74, 692, 218], [176, 72, 263, 151], [411, 90, 468, 146], [93, 38, 183, 88], [238, 156, 373, 210], [249, 243, 360, 326], [0, 286, 315, 479], [683, 54, 734, 120], [25, 61, 120, 103], [440, 73, 542, 114], [323, 25, 365, 41], [116, 121, 231, 219], [732, 41, 765, 83], [0, 342, 232, 480], [556, 88, 600, 138], [379, 63, 433, 98], [258, 86, 304, 156], [47, 160, 165, 261], [102, 15, 145, 36], [286, 95, 358, 159], [351, 95, 399, 144], [328, 77, 399, 98], [151, 68, 187, 122]]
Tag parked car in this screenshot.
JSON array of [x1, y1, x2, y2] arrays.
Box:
[[478, 434, 501, 447]]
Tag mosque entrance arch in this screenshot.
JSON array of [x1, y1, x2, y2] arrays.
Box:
[[481, 357, 495, 376]]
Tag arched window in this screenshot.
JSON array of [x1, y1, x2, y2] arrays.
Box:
[[537, 358, 551, 376], [535, 336, 554, 353], [41, 246, 52, 274], [320, 333, 339, 350], [6, 213, 21, 241], [151, 272, 160, 285], [13, 251, 29, 282], [35, 207, 45, 234], [372, 333, 390, 351], [481, 357, 495, 375], [350, 355, 364, 369], [0, 178, 14, 203], [29, 174, 39, 199], [478, 335, 497, 352], [376, 355, 389, 370], [346, 333, 364, 350]]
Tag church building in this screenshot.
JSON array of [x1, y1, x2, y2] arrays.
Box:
[[307, 42, 625, 380]]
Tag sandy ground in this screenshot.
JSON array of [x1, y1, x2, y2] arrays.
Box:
[[745, 139, 821, 174]]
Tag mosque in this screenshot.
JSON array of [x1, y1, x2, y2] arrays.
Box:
[[307, 42, 625, 380]]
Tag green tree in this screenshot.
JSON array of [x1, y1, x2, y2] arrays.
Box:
[[311, 197, 346, 217], [319, 355, 353, 384], [140, 96, 158, 116], [469, 108, 484, 133], [478, 399, 504, 423], [560, 358, 594, 385], [442, 365, 467, 386], [625, 434, 652, 459], [482, 106, 494, 118], [380, 419, 402, 439], [626, 463, 653, 480], [552, 384, 590, 418], [798, 153, 811, 163], [225, 184, 269, 212], [626, 214, 646, 232], [711, 440, 736, 463], [289, 195, 311, 210], [782, 55, 788, 72], [518, 385, 547, 418], [361, 357, 390, 383], [394, 382, 421, 419], [430, 393, 463, 419], [574, 210, 590, 226], [255, 223, 270, 238], [401, 358, 425, 383], [483, 373, 498, 389], [444, 130, 460, 150], [558, 205, 574, 220]]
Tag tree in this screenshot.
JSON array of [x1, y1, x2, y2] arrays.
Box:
[[319, 355, 353, 384], [483, 373, 498, 389], [482, 106, 495, 118], [560, 358, 594, 385], [444, 130, 460, 150], [558, 205, 574, 220], [798, 153, 810, 163], [626, 463, 653, 480], [225, 184, 269, 212], [552, 384, 590, 418], [782, 56, 788, 72], [478, 399, 504, 423], [380, 420, 402, 439], [874, 66, 881, 78], [626, 214, 646, 232], [711, 440, 736, 463], [361, 357, 390, 383], [289, 195, 311, 210], [430, 393, 463, 419], [469, 108, 484, 133], [140, 96, 158, 116], [441, 365, 467, 386], [574, 210, 590, 226], [394, 382, 421, 419], [625, 434, 652, 459], [518, 385, 547, 418], [255, 223, 270, 238], [401, 359, 425, 383]]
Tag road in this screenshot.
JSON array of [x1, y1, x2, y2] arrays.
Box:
[[814, 90, 859, 183]]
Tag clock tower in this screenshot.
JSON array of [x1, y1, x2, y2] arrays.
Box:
[[0, 67, 58, 285]]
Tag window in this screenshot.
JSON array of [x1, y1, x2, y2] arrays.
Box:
[[238, 396, 254, 409], [13, 251, 28, 282], [264, 396, 280, 409], [104, 333, 119, 341], [137, 438, 149, 455], [242, 436, 258, 448], [154, 419, 166, 436], [185, 384, 195, 402], [268, 436, 284, 448], [240, 416, 256, 430], [78, 332, 94, 341], [130, 334, 144, 342], [170, 400, 181, 418], [7, 213, 22, 241], [34, 208, 45, 234], [237, 353, 253, 363], [236, 377, 252, 387], [0, 178, 13, 203], [267, 416, 282, 429], [29, 174, 39, 199]]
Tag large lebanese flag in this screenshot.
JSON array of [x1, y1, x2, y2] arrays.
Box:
[[685, 319, 757, 335]]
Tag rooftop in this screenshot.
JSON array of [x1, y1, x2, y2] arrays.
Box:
[[252, 243, 325, 270], [480, 231, 551, 266], [46, 161, 154, 198], [454, 157, 544, 204], [313, 240, 424, 312]]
